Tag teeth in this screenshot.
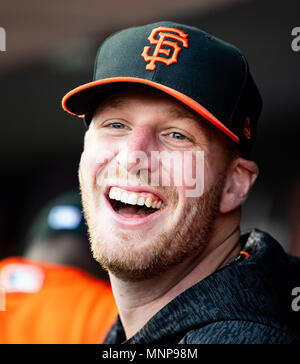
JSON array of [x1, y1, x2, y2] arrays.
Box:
[[127, 193, 138, 205], [109, 188, 115, 200], [108, 187, 165, 210], [137, 197, 145, 206], [120, 192, 129, 203], [115, 189, 122, 201]]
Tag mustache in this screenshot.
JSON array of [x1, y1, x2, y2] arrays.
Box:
[[96, 163, 149, 187]]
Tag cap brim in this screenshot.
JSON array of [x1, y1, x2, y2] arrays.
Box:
[[62, 76, 239, 143]]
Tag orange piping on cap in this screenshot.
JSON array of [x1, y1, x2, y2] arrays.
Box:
[[239, 251, 250, 259], [62, 77, 239, 143]]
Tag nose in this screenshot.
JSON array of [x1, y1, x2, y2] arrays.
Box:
[[116, 125, 159, 176]]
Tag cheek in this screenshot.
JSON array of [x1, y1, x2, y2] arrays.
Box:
[[170, 150, 206, 198], [79, 148, 96, 186], [80, 134, 119, 184]]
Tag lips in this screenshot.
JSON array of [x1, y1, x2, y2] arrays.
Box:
[[103, 184, 168, 228]]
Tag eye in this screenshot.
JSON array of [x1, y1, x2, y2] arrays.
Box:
[[108, 122, 127, 129], [169, 132, 188, 140]]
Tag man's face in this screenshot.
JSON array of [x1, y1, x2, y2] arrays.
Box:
[[79, 87, 230, 281]]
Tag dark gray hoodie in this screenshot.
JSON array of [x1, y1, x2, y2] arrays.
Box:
[[103, 229, 300, 344]]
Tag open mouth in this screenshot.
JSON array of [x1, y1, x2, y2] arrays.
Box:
[[106, 186, 166, 219]]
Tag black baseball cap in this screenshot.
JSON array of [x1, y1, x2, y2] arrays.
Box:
[[62, 21, 262, 156]]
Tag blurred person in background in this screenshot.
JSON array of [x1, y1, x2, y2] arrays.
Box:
[[0, 191, 117, 344]]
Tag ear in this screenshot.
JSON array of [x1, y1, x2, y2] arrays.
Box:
[[219, 158, 259, 214]]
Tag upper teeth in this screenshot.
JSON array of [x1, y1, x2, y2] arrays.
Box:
[[108, 187, 165, 210]]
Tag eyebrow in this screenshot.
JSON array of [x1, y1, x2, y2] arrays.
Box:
[[94, 95, 207, 132], [95, 96, 125, 114], [165, 106, 210, 135], [165, 107, 201, 123]]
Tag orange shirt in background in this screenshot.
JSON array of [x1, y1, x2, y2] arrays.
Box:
[[0, 257, 118, 344]]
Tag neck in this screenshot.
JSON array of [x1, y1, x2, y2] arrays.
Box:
[[109, 215, 241, 340]]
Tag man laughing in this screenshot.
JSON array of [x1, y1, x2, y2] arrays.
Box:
[[62, 22, 300, 344]]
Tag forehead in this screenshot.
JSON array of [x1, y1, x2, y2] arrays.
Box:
[[92, 86, 211, 131]]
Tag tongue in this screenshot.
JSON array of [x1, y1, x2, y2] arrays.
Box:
[[118, 205, 153, 217]]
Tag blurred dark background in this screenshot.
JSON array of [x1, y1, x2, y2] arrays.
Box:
[[0, 0, 300, 258]]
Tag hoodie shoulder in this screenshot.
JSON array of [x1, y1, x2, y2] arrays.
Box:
[[179, 321, 300, 344]]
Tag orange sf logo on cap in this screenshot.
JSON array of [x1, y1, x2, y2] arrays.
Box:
[[141, 27, 189, 71]]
